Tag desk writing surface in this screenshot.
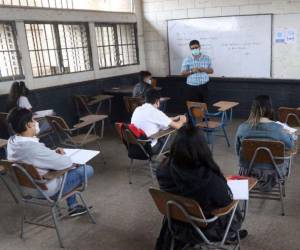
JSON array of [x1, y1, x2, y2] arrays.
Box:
[[150, 127, 176, 140], [103, 86, 162, 95], [213, 101, 239, 111], [0, 139, 7, 148], [88, 94, 114, 105], [226, 176, 257, 191]]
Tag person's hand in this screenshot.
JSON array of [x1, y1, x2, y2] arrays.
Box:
[[56, 148, 65, 155], [191, 68, 199, 73], [172, 115, 180, 121], [197, 67, 207, 73], [179, 115, 187, 123]]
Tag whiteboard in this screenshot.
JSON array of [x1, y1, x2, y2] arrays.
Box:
[[168, 15, 272, 78], [273, 14, 300, 79]]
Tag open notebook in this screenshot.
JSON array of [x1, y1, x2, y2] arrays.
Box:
[[227, 179, 249, 200], [63, 149, 100, 165]]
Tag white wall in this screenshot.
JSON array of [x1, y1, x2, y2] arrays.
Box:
[[0, 0, 146, 94], [142, 0, 300, 77]]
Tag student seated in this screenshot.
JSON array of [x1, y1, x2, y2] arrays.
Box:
[[7, 81, 32, 111], [7, 108, 94, 217], [235, 95, 295, 191], [132, 70, 153, 98], [155, 125, 246, 249], [131, 89, 186, 154]]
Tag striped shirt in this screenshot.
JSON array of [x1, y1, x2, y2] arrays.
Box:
[[181, 54, 212, 86]]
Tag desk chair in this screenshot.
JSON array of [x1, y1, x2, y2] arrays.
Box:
[[46, 115, 107, 164], [0, 161, 18, 203], [123, 96, 144, 115], [73, 94, 112, 118], [187, 101, 230, 152], [2, 160, 95, 248], [240, 139, 291, 216], [115, 123, 155, 184], [278, 107, 300, 127], [149, 188, 240, 250]]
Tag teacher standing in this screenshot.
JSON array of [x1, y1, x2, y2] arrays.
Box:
[[181, 40, 213, 103]]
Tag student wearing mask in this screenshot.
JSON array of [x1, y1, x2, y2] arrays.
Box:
[[155, 125, 246, 249], [7, 108, 94, 217], [132, 71, 153, 98], [235, 95, 295, 191], [131, 89, 186, 154], [181, 40, 213, 103]]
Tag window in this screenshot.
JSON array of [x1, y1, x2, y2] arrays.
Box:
[[0, 22, 23, 81], [0, 0, 134, 12], [95, 23, 139, 69], [25, 22, 92, 77]]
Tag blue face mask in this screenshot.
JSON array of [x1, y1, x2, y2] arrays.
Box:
[[191, 48, 201, 56]]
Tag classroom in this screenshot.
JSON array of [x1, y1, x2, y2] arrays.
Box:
[[0, 0, 300, 249]]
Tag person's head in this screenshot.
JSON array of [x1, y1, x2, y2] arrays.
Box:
[[145, 88, 161, 108], [7, 81, 29, 111], [7, 108, 40, 137], [189, 40, 201, 56], [169, 125, 223, 176], [247, 95, 274, 127], [140, 71, 152, 85]]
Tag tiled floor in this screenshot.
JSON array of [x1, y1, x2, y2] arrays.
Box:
[[1, 119, 300, 250]]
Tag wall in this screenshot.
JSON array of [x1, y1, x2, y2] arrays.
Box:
[[142, 0, 300, 77], [0, 0, 146, 94]]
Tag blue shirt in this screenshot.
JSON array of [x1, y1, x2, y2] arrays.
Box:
[[181, 54, 212, 86]]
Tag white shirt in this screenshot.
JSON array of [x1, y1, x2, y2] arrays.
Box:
[[7, 135, 72, 197], [131, 103, 172, 146], [18, 96, 32, 110]]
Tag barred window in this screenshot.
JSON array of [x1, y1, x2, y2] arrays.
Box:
[[25, 22, 92, 77], [0, 22, 23, 81], [95, 23, 139, 69], [0, 0, 134, 12]]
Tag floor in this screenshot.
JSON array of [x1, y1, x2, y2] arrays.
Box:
[[1, 119, 300, 250]]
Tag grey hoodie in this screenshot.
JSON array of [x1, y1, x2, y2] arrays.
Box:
[[7, 135, 72, 197]]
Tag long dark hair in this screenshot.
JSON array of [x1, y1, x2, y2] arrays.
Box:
[[7, 81, 29, 111], [169, 125, 225, 179], [247, 95, 274, 127]]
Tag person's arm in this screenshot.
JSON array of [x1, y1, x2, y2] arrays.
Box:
[[210, 175, 233, 209], [278, 128, 295, 150], [169, 115, 187, 129], [198, 67, 214, 74], [181, 58, 193, 77], [29, 143, 73, 171]]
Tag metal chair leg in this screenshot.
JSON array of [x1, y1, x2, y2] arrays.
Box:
[[77, 193, 96, 224], [97, 141, 106, 165], [51, 206, 64, 248], [20, 206, 25, 239], [149, 161, 156, 185], [0, 174, 19, 203], [128, 159, 133, 184], [222, 126, 230, 147], [279, 182, 285, 216]]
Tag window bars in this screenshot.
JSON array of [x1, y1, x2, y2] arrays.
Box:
[[95, 23, 139, 69]]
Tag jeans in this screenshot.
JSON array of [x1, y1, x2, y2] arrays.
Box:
[[55, 165, 94, 208]]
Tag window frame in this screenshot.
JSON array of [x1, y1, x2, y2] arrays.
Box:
[[0, 21, 24, 82], [94, 22, 139, 70], [24, 21, 93, 78]]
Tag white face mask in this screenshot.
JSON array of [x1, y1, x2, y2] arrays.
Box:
[[34, 121, 40, 135], [146, 79, 152, 85]]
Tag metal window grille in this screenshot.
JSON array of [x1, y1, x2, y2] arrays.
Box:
[[0, 22, 23, 81], [0, 0, 134, 12], [95, 23, 139, 69], [25, 22, 92, 77]]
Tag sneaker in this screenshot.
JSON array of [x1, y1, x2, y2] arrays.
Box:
[[226, 229, 248, 244], [68, 205, 88, 217]]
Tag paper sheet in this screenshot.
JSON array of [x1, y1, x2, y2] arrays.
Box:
[[227, 180, 249, 200], [34, 109, 54, 118], [63, 148, 100, 164]]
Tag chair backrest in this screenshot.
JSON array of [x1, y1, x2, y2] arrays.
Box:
[[186, 101, 208, 121], [151, 78, 158, 88], [0, 160, 47, 191], [241, 139, 285, 165], [73, 95, 92, 117], [278, 107, 300, 127], [46, 115, 70, 131], [123, 96, 144, 114], [149, 188, 208, 227], [0, 112, 10, 139]]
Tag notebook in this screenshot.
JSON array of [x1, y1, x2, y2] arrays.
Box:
[[63, 149, 100, 165], [227, 179, 249, 200]]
